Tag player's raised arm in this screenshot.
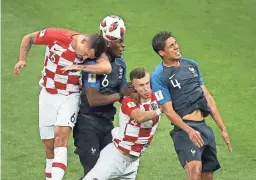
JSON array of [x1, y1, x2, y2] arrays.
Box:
[[14, 31, 38, 75], [14, 28, 62, 75], [62, 51, 112, 74], [84, 53, 112, 74], [201, 85, 232, 152]]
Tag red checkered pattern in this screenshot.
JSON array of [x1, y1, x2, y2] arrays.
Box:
[[113, 93, 161, 157], [35, 28, 83, 95]]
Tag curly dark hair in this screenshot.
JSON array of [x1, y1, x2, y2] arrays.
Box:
[[152, 31, 173, 57]]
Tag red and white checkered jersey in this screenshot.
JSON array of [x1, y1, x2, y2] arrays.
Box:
[[35, 28, 83, 95], [113, 93, 161, 157]]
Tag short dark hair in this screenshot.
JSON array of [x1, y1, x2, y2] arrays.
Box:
[[152, 31, 172, 56], [88, 33, 107, 58], [130, 67, 147, 81]]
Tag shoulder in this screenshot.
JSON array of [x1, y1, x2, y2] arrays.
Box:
[[115, 57, 126, 67], [121, 96, 137, 106], [47, 28, 77, 44], [122, 96, 135, 104], [151, 63, 164, 79], [122, 96, 134, 102], [180, 58, 199, 67], [53, 28, 79, 36], [81, 59, 97, 76], [83, 59, 97, 65], [150, 92, 157, 101]]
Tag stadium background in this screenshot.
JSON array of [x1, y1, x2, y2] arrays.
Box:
[[2, 0, 256, 179]]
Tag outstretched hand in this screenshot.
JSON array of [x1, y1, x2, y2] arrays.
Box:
[[14, 61, 27, 76], [221, 130, 232, 153]]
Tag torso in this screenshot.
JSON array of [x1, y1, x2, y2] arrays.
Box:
[[38, 28, 84, 95], [162, 58, 205, 120], [80, 57, 127, 120], [114, 93, 161, 157]]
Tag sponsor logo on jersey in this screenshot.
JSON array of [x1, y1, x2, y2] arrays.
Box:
[[39, 29, 46, 37], [155, 90, 164, 101]]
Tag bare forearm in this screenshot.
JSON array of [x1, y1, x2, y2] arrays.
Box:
[[135, 110, 161, 123], [88, 93, 120, 107], [18, 34, 34, 62], [165, 111, 193, 133], [208, 96, 226, 131]]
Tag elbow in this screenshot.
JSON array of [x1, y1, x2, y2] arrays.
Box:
[[87, 98, 98, 107], [23, 34, 33, 43]]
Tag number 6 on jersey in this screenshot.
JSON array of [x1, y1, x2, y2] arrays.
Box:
[[102, 74, 109, 87]]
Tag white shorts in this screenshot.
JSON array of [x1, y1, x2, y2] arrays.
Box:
[[39, 88, 80, 140], [83, 143, 140, 180]]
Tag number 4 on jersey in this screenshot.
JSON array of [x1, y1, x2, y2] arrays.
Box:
[[171, 79, 181, 89]]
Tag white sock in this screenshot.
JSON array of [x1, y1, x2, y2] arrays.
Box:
[[45, 158, 53, 180], [51, 147, 67, 180]]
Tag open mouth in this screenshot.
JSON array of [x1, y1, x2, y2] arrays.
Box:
[[144, 93, 149, 97], [176, 50, 181, 56]]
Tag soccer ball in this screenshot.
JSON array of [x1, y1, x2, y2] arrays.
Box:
[[100, 15, 126, 41]]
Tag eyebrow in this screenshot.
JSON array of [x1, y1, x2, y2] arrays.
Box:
[[168, 42, 176, 48], [138, 81, 149, 85]]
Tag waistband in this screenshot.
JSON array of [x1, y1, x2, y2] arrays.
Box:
[[173, 119, 206, 130], [183, 119, 205, 123], [113, 143, 139, 162]]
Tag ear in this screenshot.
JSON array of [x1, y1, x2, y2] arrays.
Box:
[[158, 50, 165, 57], [89, 48, 95, 57], [81, 38, 87, 44]]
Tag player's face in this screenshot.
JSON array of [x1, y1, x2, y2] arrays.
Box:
[[75, 39, 96, 60], [159, 37, 181, 60], [107, 37, 125, 57], [133, 73, 151, 100]]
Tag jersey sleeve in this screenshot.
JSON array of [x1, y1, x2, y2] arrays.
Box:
[[121, 97, 139, 116], [82, 60, 101, 88], [35, 28, 58, 45], [150, 71, 172, 105]]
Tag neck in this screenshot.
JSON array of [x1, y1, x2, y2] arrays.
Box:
[[162, 58, 180, 67]]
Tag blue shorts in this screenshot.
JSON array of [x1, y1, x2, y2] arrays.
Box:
[[170, 120, 221, 172], [73, 113, 114, 171]]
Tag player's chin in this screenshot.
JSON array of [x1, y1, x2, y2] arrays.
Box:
[[119, 50, 124, 56], [142, 93, 150, 99], [115, 52, 123, 57], [172, 52, 181, 59], [174, 54, 181, 59]]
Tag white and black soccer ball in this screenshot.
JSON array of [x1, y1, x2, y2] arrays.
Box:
[[100, 15, 126, 41]]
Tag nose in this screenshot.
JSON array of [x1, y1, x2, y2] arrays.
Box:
[[142, 85, 149, 91], [174, 43, 179, 49]]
